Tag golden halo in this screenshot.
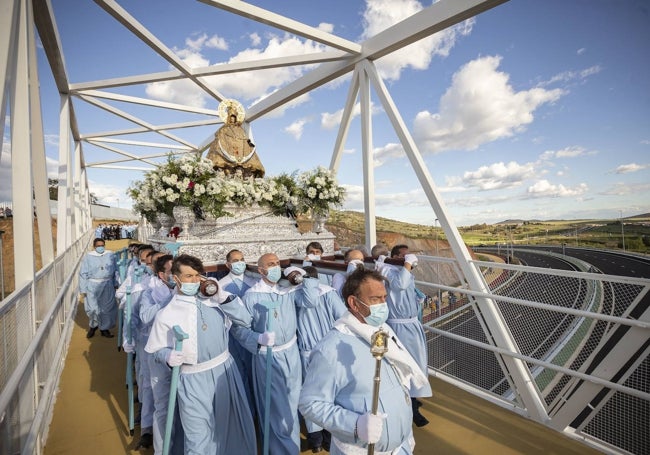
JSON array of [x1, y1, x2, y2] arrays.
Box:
[[217, 99, 246, 123]]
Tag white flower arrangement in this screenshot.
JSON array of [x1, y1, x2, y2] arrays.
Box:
[[127, 154, 345, 221]]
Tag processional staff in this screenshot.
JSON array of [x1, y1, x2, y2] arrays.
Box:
[[368, 329, 389, 455]]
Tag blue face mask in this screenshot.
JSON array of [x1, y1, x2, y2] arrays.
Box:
[[95, 246, 105, 254], [230, 261, 246, 276], [356, 298, 389, 327], [265, 265, 281, 283], [180, 282, 200, 296], [167, 276, 177, 288]]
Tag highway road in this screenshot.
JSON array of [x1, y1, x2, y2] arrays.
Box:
[[427, 246, 649, 397]]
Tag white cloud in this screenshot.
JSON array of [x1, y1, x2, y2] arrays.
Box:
[[459, 161, 538, 191], [205, 35, 228, 51], [599, 182, 650, 196], [317, 23, 334, 33], [538, 65, 602, 87], [341, 183, 429, 211], [249, 33, 261, 47], [526, 180, 588, 198], [539, 146, 597, 160], [320, 102, 382, 130], [284, 119, 309, 140], [146, 33, 327, 109], [374, 142, 404, 166], [577, 48, 586, 55], [413, 55, 564, 154], [361, 0, 475, 81], [614, 163, 650, 174]]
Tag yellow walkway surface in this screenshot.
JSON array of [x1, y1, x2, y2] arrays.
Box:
[[43, 242, 601, 455]]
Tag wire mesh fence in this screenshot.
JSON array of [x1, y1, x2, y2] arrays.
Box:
[[419, 251, 650, 455]]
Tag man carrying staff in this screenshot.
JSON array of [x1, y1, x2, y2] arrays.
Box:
[[299, 268, 432, 454], [145, 254, 256, 454], [230, 252, 319, 454]]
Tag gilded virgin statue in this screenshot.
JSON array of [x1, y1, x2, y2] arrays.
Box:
[[206, 99, 265, 178]]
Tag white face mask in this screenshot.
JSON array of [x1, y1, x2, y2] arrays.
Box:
[[307, 253, 321, 261]]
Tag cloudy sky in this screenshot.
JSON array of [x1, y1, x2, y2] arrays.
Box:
[[3, 0, 649, 226]]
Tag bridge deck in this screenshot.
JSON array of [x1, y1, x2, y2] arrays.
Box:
[[42, 246, 600, 455]]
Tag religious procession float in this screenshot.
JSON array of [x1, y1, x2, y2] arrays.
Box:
[[128, 99, 345, 264]]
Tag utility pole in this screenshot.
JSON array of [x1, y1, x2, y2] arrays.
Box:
[[0, 229, 5, 300], [620, 210, 626, 251], [435, 218, 441, 314]]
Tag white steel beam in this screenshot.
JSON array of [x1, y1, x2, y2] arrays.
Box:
[[362, 59, 549, 422], [57, 95, 72, 252], [77, 94, 197, 150], [329, 67, 360, 173], [359, 64, 376, 249], [27, 0, 54, 265], [88, 150, 192, 167], [245, 0, 505, 123], [86, 137, 193, 151], [81, 118, 222, 139], [10, 0, 36, 288], [0, 0, 19, 143], [84, 141, 161, 168], [94, 0, 226, 102], [199, 0, 362, 54], [69, 50, 349, 92], [74, 90, 220, 116]]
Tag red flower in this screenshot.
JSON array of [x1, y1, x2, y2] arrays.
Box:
[[188, 181, 195, 189]]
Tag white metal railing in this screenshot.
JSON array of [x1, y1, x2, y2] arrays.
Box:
[[0, 231, 92, 455], [417, 253, 650, 455]]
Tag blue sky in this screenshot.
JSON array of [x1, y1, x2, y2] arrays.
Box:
[[3, 0, 649, 226]]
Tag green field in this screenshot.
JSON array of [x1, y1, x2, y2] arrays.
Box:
[[326, 211, 650, 253]]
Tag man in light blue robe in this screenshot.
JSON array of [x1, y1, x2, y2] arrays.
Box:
[[230, 253, 319, 454], [79, 238, 119, 338], [291, 266, 346, 452], [139, 254, 184, 455], [218, 249, 258, 414], [145, 254, 256, 455], [299, 268, 432, 455], [331, 249, 366, 297], [117, 247, 155, 448], [376, 244, 429, 427]]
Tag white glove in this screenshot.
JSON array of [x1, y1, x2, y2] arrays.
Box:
[[284, 266, 306, 277], [258, 331, 276, 347], [356, 412, 385, 444], [404, 253, 418, 267], [376, 255, 387, 264], [166, 350, 184, 367], [122, 341, 135, 353]]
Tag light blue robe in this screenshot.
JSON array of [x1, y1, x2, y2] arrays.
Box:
[[383, 265, 428, 388], [119, 272, 154, 430], [140, 278, 181, 455], [148, 293, 256, 455], [218, 272, 257, 413], [79, 250, 118, 330], [299, 327, 414, 454], [295, 278, 346, 433], [231, 279, 318, 454]]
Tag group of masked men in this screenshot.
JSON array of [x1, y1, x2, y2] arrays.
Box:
[[79, 238, 431, 455]]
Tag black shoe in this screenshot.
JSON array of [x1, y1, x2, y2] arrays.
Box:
[[136, 432, 153, 449], [413, 410, 429, 427], [86, 327, 97, 338], [100, 329, 114, 338], [311, 447, 323, 453], [321, 430, 331, 451]]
